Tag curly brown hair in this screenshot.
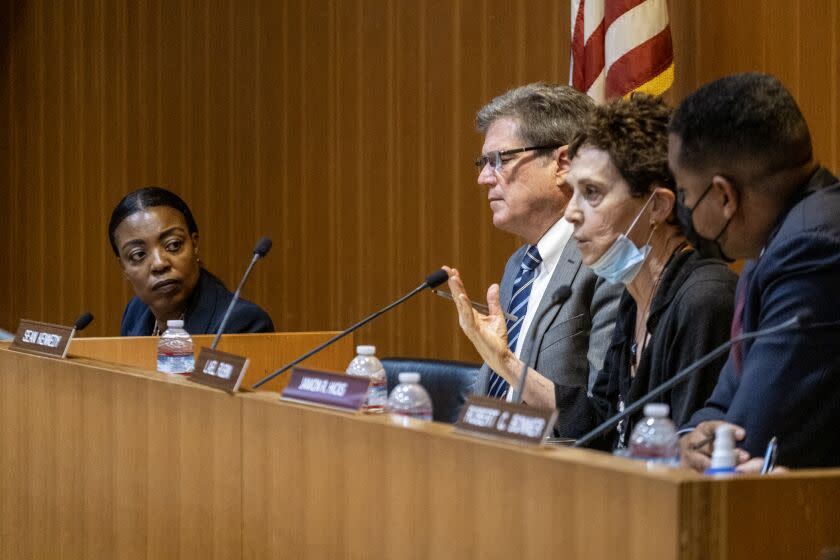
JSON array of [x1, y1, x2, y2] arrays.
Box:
[[569, 93, 675, 197]]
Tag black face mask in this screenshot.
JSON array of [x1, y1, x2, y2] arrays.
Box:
[[676, 184, 734, 263]]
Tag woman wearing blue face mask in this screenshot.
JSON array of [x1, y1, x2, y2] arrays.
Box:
[[448, 94, 737, 449]]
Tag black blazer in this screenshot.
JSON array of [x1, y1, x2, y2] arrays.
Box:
[[120, 269, 274, 336]]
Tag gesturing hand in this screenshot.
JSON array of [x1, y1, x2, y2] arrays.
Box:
[[443, 266, 516, 379]]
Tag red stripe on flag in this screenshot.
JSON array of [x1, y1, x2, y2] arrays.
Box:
[[605, 26, 673, 98], [580, 20, 606, 92], [604, 0, 647, 29], [571, 0, 588, 91]]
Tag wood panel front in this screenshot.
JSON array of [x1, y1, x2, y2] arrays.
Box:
[[240, 392, 840, 559], [240, 392, 686, 559], [68, 331, 354, 392], [2, 349, 840, 559], [0, 348, 242, 560]]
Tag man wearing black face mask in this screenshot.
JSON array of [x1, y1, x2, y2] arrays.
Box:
[[675, 182, 734, 263], [669, 73, 840, 471]]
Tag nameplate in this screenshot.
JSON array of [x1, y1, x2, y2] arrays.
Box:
[[280, 368, 369, 412], [9, 319, 75, 359], [189, 347, 249, 393], [454, 395, 558, 446]]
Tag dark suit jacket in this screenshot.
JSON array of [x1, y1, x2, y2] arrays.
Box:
[[684, 167, 840, 468], [120, 269, 274, 336], [474, 235, 622, 437]]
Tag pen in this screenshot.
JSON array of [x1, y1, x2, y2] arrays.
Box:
[[432, 289, 518, 322], [760, 436, 778, 474]]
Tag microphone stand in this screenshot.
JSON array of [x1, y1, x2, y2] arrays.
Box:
[[573, 315, 801, 448], [211, 237, 272, 350], [251, 270, 447, 389], [211, 252, 263, 350]]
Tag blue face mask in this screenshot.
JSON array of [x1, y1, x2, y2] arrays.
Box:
[[590, 193, 656, 285]]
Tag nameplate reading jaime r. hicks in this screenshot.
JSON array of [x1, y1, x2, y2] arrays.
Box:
[[281, 368, 370, 412]]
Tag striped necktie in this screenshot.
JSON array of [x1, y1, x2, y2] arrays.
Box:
[[487, 245, 543, 399]]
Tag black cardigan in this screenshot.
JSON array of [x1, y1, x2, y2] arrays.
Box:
[[558, 249, 737, 448]]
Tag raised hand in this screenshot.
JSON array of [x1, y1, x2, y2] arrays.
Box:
[[443, 266, 516, 380]]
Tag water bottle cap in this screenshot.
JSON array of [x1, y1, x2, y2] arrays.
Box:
[[712, 425, 736, 452], [356, 345, 376, 355], [398, 372, 420, 384], [167, 319, 184, 328], [643, 403, 669, 418], [715, 424, 735, 440], [710, 424, 737, 469]]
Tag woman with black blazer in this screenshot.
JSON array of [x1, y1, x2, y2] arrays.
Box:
[[109, 187, 274, 336]]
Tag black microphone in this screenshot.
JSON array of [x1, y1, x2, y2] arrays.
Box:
[[573, 314, 805, 448], [210, 237, 273, 350], [251, 268, 449, 389], [512, 285, 573, 404], [73, 312, 94, 331]]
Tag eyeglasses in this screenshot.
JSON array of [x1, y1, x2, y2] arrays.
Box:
[[474, 144, 560, 172]]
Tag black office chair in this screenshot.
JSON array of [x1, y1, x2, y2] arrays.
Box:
[[381, 357, 481, 423]]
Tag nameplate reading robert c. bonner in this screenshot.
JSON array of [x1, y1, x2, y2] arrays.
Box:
[[455, 395, 558, 445], [280, 368, 369, 412]]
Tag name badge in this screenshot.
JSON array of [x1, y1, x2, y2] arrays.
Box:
[[9, 319, 76, 359], [281, 368, 369, 412], [455, 395, 558, 446], [190, 347, 250, 393]]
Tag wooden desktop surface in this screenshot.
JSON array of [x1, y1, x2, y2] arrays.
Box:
[[1, 346, 839, 559], [68, 331, 354, 392]]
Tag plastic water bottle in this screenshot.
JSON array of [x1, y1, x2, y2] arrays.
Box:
[[346, 345, 387, 413], [156, 319, 195, 375], [386, 372, 433, 421], [628, 403, 679, 464]]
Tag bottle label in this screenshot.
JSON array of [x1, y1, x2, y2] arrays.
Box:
[[364, 381, 388, 413], [396, 408, 432, 421], [157, 353, 195, 375]]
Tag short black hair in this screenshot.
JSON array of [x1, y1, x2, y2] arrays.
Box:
[[569, 93, 675, 197], [108, 187, 199, 256], [669, 73, 812, 175]]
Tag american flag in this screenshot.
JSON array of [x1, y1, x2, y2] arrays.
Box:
[[570, 0, 674, 102]]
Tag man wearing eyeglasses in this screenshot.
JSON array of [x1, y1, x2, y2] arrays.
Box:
[[450, 83, 621, 435]]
